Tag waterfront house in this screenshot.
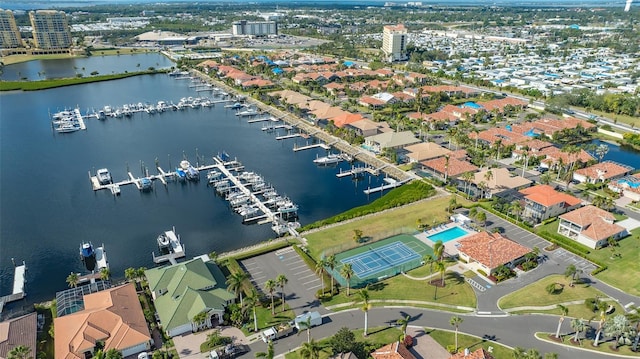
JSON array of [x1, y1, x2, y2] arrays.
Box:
[[364, 131, 420, 153], [457, 231, 531, 276], [519, 185, 582, 222], [572, 161, 633, 184], [54, 283, 152, 359], [347, 118, 392, 137], [538, 147, 595, 171], [558, 205, 627, 249], [420, 156, 478, 181], [0, 313, 36, 359], [371, 341, 416, 359], [145, 257, 235, 337], [609, 173, 640, 201], [403, 142, 451, 163]]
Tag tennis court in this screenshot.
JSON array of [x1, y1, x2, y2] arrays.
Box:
[[329, 234, 433, 288]]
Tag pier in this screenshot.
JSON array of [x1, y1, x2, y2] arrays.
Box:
[[336, 165, 375, 178], [275, 133, 302, 140], [0, 261, 27, 314], [364, 178, 407, 194]]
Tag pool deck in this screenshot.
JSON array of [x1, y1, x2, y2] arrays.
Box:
[[414, 222, 476, 257]]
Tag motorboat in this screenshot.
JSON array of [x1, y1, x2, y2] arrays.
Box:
[[176, 168, 187, 181], [80, 241, 97, 271], [154, 227, 185, 260], [225, 102, 244, 110], [140, 177, 152, 191], [96, 168, 112, 185], [55, 122, 81, 133], [313, 153, 343, 165]]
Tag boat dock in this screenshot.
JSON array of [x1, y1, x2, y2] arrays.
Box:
[[276, 133, 302, 140], [364, 178, 406, 194], [336, 165, 376, 178], [73, 108, 87, 130], [293, 142, 331, 152], [153, 228, 186, 265], [0, 261, 27, 314]]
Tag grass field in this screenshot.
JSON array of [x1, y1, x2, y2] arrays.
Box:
[[535, 332, 640, 357], [498, 275, 622, 318], [427, 328, 515, 358], [304, 195, 471, 260], [90, 48, 151, 56], [509, 302, 623, 321], [1, 53, 82, 65], [536, 220, 640, 296]]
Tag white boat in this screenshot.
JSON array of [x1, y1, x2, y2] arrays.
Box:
[[55, 122, 81, 133], [180, 160, 199, 181], [278, 201, 299, 214], [96, 168, 112, 185], [313, 154, 342, 165], [156, 227, 185, 258], [236, 109, 260, 117], [225, 102, 244, 109]]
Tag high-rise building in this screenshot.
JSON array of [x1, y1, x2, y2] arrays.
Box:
[[232, 20, 278, 36], [382, 24, 408, 62], [29, 10, 72, 49], [0, 9, 22, 48], [625, 0, 633, 11]]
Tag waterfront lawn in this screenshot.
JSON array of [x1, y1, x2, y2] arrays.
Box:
[[304, 195, 471, 259], [535, 332, 640, 357], [427, 328, 514, 358], [498, 275, 618, 313], [91, 48, 151, 56], [283, 326, 403, 359], [322, 269, 476, 310], [1, 53, 80, 65], [0, 70, 163, 91]]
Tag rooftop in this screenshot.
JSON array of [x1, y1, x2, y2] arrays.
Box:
[[457, 231, 531, 270], [560, 205, 625, 242], [520, 185, 581, 208]]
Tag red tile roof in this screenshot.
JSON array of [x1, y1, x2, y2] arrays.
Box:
[[0, 313, 37, 359], [371, 342, 415, 359], [574, 161, 632, 181], [560, 205, 625, 242], [457, 232, 531, 270], [421, 156, 478, 177], [520, 185, 581, 208]]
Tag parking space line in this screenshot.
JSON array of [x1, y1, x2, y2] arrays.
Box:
[[285, 260, 305, 266], [297, 273, 317, 280], [289, 264, 308, 271], [304, 278, 320, 285]]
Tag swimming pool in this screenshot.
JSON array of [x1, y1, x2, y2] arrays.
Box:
[[427, 226, 469, 243]]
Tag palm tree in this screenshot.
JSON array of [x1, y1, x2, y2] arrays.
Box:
[[433, 240, 445, 261], [450, 316, 463, 351], [358, 287, 371, 336], [7, 345, 32, 359], [340, 264, 354, 296], [461, 171, 474, 197], [66, 272, 79, 288], [604, 315, 632, 349], [476, 211, 487, 229], [484, 169, 494, 189], [316, 258, 328, 295], [510, 201, 522, 221], [276, 274, 288, 312], [448, 196, 457, 213], [264, 279, 277, 315], [397, 315, 411, 339], [570, 318, 586, 343], [125, 267, 137, 282], [443, 155, 450, 182], [244, 288, 260, 332], [352, 229, 363, 243], [297, 315, 313, 343], [300, 339, 324, 359], [520, 145, 531, 177], [226, 272, 248, 307], [555, 305, 569, 339], [433, 261, 445, 300], [423, 254, 435, 275], [255, 341, 274, 359], [595, 144, 609, 163], [625, 305, 640, 351], [100, 267, 111, 281], [192, 310, 208, 331], [326, 255, 337, 294], [564, 264, 581, 287]]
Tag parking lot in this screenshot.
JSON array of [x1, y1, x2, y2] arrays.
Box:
[[240, 247, 325, 315]]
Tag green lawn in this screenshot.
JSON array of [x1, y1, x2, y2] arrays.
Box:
[[304, 196, 471, 259], [535, 332, 640, 357], [322, 269, 476, 310], [536, 221, 640, 296], [510, 302, 623, 320], [427, 328, 515, 358], [91, 48, 151, 56], [284, 326, 403, 359], [241, 303, 296, 335], [1, 53, 81, 65], [498, 275, 621, 318]]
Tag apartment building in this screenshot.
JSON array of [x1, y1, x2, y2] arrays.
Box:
[[0, 9, 22, 48], [232, 20, 277, 36], [29, 10, 72, 49], [382, 24, 407, 62]]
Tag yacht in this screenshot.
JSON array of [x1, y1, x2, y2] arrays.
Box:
[[180, 160, 200, 181], [55, 122, 81, 133], [96, 168, 112, 185], [140, 177, 153, 191], [156, 227, 185, 258], [225, 102, 244, 110], [80, 242, 97, 271], [313, 154, 343, 165]]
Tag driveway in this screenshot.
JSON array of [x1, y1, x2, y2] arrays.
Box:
[[240, 246, 325, 315], [173, 327, 249, 359]]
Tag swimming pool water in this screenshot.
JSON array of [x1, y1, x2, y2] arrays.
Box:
[[427, 226, 469, 243]]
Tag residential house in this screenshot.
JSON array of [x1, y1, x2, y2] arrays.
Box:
[[403, 142, 451, 163], [558, 205, 628, 249], [364, 131, 420, 153], [469, 168, 532, 199], [145, 257, 235, 337], [457, 231, 531, 275], [538, 147, 595, 171], [359, 92, 397, 109], [347, 118, 392, 137], [450, 348, 495, 359], [330, 112, 365, 128], [0, 313, 37, 359], [519, 185, 582, 222], [609, 174, 640, 201], [54, 283, 152, 359], [421, 156, 478, 181], [477, 97, 528, 113], [371, 341, 416, 359], [572, 161, 633, 184]]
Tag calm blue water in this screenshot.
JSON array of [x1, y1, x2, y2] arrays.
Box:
[[427, 226, 469, 243], [0, 53, 173, 81], [0, 64, 385, 307], [588, 139, 640, 169]]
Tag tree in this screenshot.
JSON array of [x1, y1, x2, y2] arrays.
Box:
[[276, 274, 288, 312], [461, 171, 475, 197], [570, 318, 586, 343], [352, 229, 363, 243], [329, 327, 357, 354], [125, 267, 137, 282], [358, 286, 371, 336], [192, 310, 208, 331], [604, 314, 633, 349], [443, 155, 450, 182], [255, 340, 274, 359], [7, 345, 32, 359], [226, 271, 248, 307], [300, 339, 324, 359], [433, 240, 445, 261], [510, 201, 523, 221], [564, 264, 581, 287], [264, 279, 277, 315], [340, 264, 354, 296], [297, 315, 314, 343], [476, 211, 487, 229], [423, 254, 435, 275], [66, 272, 79, 288], [595, 144, 609, 162], [448, 196, 458, 213], [433, 261, 445, 300], [450, 316, 463, 351], [594, 300, 608, 346], [555, 305, 569, 339], [245, 288, 260, 333], [625, 305, 640, 352], [208, 251, 218, 262], [104, 349, 123, 359], [397, 315, 411, 339], [316, 258, 328, 295], [100, 267, 110, 281], [326, 255, 337, 294]]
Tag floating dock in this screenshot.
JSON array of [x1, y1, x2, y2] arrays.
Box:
[[293, 142, 331, 152], [363, 178, 405, 194], [336, 166, 375, 178], [0, 261, 27, 313], [275, 133, 302, 140]]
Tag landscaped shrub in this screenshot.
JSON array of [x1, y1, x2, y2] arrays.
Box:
[[477, 269, 488, 277]]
